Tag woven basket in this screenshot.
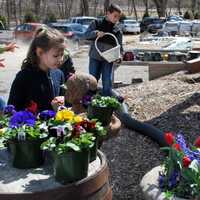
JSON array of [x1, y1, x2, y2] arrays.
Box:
[[95, 33, 121, 63]]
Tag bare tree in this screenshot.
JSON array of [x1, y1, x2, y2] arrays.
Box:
[[143, 0, 149, 15], [152, 0, 168, 17], [80, 0, 89, 16], [128, 0, 138, 20], [6, 0, 11, 28], [92, 0, 99, 16], [104, 0, 110, 14], [33, 0, 41, 16], [191, 0, 197, 15], [174, 0, 182, 15]]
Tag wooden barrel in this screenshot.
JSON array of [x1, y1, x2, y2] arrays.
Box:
[[0, 150, 112, 200]]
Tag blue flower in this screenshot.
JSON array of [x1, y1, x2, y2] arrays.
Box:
[[168, 170, 179, 189], [158, 174, 165, 189], [39, 110, 55, 121], [3, 105, 16, 116], [9, 111, 36, 128], [176, 133, 200, 164]]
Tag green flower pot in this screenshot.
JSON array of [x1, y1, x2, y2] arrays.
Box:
[[90, 137, 99, 162], [8, 138, 45, 169], [53, 150, 90, 184], [88, 105, 113, 126]]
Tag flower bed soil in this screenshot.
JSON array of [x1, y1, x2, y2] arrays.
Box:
[[102, 71, 200, 200]]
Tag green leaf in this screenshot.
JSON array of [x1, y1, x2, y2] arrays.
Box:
[[66, 142, 80, 152], [189, 160, 200, 174]]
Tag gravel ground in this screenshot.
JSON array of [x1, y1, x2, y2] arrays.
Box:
[[101, 71, 200, 200]]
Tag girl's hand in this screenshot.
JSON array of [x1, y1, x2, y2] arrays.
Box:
[[5, 42, 18, 52], [51, 96, 65, 111], [0, 59, 5, 68]]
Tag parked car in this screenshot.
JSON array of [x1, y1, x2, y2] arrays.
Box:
[[192, 20, 200, 36], [120, 19, 140, 34], [166, 15, 184, 22], [70, 16, 97, 29], [140, 17, 165, 33], [50, 23, 86, 40], [14, 23, 47, 41], [179, 21, 192, 35], [162, 21, 180, 35]]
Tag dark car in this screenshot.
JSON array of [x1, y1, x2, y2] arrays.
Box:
[[140, 17, 165, 33], [50, 23, 86, 40], [14, 23, 47, 41], [166, 15, 183, 22]]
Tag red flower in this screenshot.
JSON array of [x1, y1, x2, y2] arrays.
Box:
[[87, 121, 96, 129], [173, 143, 181, 151], [183, 156, 191, 168], [194, 136, 200, 148], [27, 101, 38, 114], [164, 132, 174, 146]]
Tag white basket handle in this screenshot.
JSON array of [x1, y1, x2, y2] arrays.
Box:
[[95, 32, 120, 56]]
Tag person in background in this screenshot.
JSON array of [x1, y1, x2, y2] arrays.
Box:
[[0, 42, 17, 67], [8, 28, 65, 112], [83, 4, 123, 96], [0, 42, 17, 113], [59, 48, 75, 81]]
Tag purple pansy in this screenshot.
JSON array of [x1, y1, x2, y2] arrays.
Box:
[[9, 111, 36, 128], [4, 105, 16, 116], [39, 110, 56, 121], [176, 133, 200, 164], [81, 95, 92, 108]]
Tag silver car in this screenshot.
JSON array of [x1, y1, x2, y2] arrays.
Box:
[[121, 19, 140, 34]]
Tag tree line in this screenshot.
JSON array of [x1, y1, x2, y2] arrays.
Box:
[[0, 0, 200, 27]]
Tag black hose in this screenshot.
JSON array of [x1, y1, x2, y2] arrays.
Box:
[[111, 90, 167, 147]]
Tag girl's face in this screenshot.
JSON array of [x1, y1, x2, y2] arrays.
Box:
[[107, 11, 121, 24], [37, 47, 64, 70]]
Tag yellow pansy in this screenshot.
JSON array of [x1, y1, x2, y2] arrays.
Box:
[[62, 110, 74, 121], [74, 115, 83, 123], [55, 111, 64, 121], [55, 109, 74, 121]]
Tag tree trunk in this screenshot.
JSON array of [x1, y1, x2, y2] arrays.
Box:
[[93, 0, 99, 16], [104, 0, 110, 14], [191, 0, 197, 15], [80, 0, 89, 16], [152, 0, 168, 17], [33, 0, 41, 16], [143, 0, 149, 15], [6, 0, 10, 28], [175, 0, 181, 15], [64, 0, 73, 18], [12, 0, 18, 25], [18, 0, 22, 23], [132, 0, 138, 20]]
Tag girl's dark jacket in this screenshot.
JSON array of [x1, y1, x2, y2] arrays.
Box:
[[8, 67, 64, 112]]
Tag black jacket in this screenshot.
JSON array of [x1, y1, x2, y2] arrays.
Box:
[[8, 67, 64, 111]]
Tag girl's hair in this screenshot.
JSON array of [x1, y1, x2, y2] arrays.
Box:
[[21, 27, 65, 69]]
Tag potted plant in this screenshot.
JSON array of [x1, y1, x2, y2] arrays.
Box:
[[87, 95, 121, 126], [158, 132, 200, 199], [0, 107, 49, 169], [76, 119, 107, 162], [41, 107, 105, 184]]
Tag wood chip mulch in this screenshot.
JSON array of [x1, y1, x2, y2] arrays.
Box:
[[102, 71, 200, 200]]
